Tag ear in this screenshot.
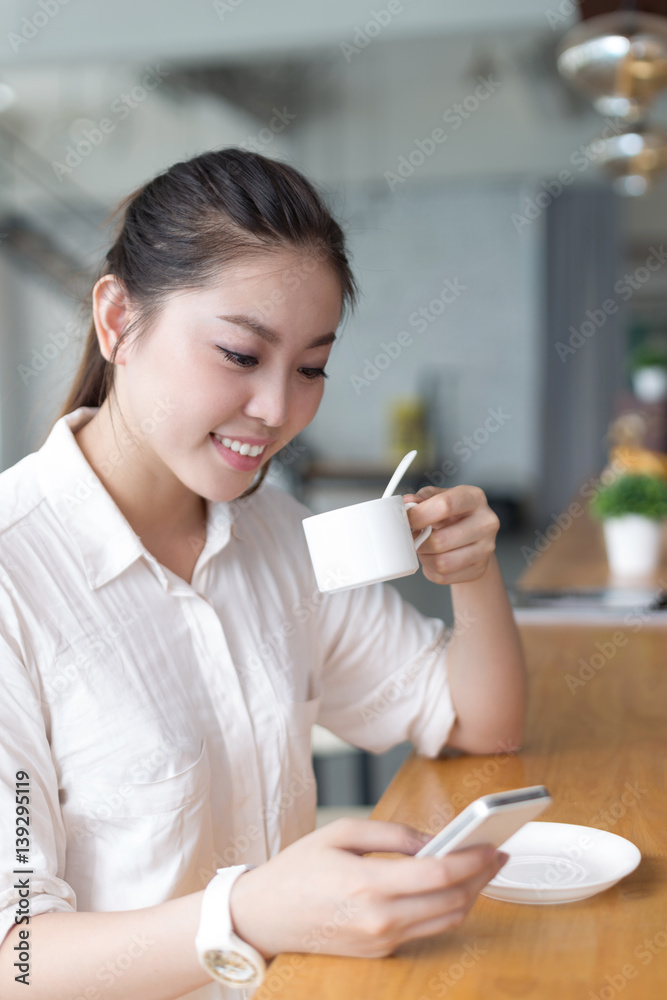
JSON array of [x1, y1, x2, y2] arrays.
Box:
[[91, 274, 134, 365]]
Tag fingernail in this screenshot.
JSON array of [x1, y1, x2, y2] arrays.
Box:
[[495, 851, 510, 866], [417, 830, 432, 842]]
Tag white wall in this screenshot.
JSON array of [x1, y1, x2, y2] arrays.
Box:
[[302, 179, 542, 498], [293, 32, 609, 187]]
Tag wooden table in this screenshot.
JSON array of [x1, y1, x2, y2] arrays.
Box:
[[517, 506, 667, 591], [268, 624, 667, 999], [266, 512, 667, 999]]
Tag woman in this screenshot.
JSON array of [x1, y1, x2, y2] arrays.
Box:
[[0, 148, 526, 1000]]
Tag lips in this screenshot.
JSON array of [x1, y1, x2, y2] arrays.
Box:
[[213, 434, 266, 457], [210, 432, 269, 471]]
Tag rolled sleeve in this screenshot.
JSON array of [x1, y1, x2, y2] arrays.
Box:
[[0, 594, 76, 950], [316, 580, 456, 756]]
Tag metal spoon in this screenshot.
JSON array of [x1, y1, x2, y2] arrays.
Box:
[[382, 449, 418, 499]]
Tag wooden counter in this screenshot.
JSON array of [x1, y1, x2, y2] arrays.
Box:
[[266, 627, 667, 998], [517, 506, 667, 591]]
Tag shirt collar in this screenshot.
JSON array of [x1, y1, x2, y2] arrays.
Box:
[[36, 406, 242, 591]]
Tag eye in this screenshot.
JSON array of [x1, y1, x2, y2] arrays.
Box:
[[216, 347, 258, 369], [217, 346, 328, 381]]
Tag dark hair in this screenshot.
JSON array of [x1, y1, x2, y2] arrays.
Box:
[[56, 147, 359, 498]]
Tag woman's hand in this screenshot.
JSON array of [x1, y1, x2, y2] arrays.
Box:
[[229, 818, 507, 960], [402, 485, 500, 586]]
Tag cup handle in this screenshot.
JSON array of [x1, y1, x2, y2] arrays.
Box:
[[403, 501, 432, 551]]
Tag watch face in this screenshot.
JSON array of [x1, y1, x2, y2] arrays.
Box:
[[204, 948, 260, 986]]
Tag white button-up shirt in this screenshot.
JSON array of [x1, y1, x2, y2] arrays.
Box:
[[0, 406, 455, 999]]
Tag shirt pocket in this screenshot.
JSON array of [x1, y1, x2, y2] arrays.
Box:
[[72, 737, 210, 817], [62, 738, 215, 908]]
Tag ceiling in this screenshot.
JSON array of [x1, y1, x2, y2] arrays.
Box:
[[0, 0, 576, 66]]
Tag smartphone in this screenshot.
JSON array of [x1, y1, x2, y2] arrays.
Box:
[[416, 785, 552, 859]]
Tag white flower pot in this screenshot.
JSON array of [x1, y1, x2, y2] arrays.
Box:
[[603, 515, 663, 576], [631, 365, 667, 403]]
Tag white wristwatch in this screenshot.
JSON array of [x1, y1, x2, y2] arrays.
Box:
[[195, 865, 266, 990]]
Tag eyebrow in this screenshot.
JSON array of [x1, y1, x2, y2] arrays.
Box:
[[216, 313, 336, 349]]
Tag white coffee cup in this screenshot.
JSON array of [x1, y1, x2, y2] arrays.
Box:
[[301, 494, 433, 594]]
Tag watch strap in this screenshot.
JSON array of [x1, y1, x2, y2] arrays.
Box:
[[195, 864, 266, 989]]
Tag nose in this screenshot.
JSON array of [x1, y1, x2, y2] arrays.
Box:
[[242, 371, 290, 429]]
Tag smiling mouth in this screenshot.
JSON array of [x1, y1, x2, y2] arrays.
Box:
[[211, 433, 268, 458]]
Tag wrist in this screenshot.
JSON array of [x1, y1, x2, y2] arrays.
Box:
[[450, 551, 499, 600], [229, 869, 276, 961]]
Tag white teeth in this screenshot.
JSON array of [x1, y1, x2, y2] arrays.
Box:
[[214, 434, 266, 458]]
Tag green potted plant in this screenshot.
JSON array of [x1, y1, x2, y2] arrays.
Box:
[[590, 474, 667, 575], [630, 343, 667, 403]]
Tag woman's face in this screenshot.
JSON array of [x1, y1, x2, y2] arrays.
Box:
[[112, 251, 343, 502]]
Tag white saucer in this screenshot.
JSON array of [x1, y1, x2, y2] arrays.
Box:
[[481, 822, 641, 904]]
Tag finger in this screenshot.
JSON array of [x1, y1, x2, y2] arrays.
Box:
[[320, 817, 431, 857], [404, 487, 483, 532], [421, 540, 489, 577], [427, 563, 491, 585], [358, 843, 499, 898], [380, 853, 507, 937], [422, 502, 498, 553], [397, 907, 467, 943]]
